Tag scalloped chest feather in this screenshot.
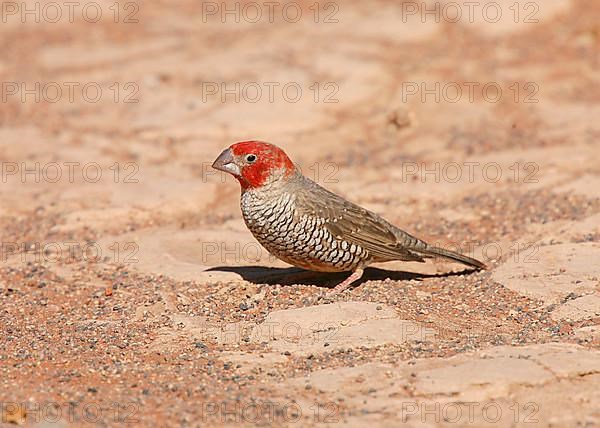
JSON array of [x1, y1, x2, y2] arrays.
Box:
[[240, 188, 369, 272]]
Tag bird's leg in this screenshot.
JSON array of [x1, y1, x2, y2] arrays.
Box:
[[328, 268, 364, 295]]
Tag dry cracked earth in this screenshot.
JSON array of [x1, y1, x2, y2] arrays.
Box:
[[1, 0, 599, 427]]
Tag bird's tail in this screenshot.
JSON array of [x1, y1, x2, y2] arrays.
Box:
[[415, 245, 487, 270]]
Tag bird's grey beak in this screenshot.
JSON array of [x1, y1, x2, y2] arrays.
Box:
[[212, 148, 241, 176]]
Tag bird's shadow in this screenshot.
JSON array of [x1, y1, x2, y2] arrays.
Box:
[[206, 265, 478, 289]]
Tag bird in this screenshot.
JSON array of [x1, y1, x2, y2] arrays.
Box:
[[212, 141, 485, 294]]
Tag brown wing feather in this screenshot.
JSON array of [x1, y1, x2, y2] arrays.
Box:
[[295, 176, 427, 263]]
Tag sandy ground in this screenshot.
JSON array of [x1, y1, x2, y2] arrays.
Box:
[[1, 0, 599, 426]]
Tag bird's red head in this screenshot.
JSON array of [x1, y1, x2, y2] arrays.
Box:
[[212, 141, 296, 189]]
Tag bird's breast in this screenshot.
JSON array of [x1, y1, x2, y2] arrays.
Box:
[[240, 190, 369, 272]]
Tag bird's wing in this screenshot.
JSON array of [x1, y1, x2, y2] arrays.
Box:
[[295, 177, 427, 262]]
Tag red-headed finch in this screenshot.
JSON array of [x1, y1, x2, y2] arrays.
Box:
[[212, 141, 485, 293]]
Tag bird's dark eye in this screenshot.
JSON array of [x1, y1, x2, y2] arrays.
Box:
[[245, 154, 257, 163]]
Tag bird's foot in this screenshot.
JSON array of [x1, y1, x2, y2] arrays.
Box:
[[327, 268, 364, 295]]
